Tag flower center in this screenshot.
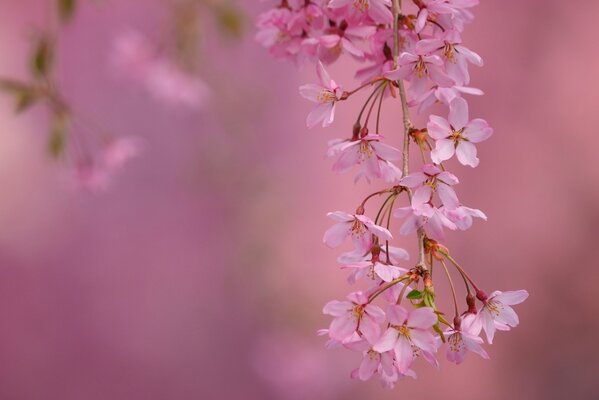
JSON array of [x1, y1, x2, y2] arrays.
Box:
[[351, 219, 367, 237], [353, 0, 370, 12], [450, 129, 464, 143], [486, 300, 503, 317], [359, 140, 373, 158], [367, 349, 379, 360], [414, 57, 428, 78], [352, 305, 365, 319], [448, 332, 465, 352], [443, 42, 456, 63], [317, 89, 337, 104], [398, 325, 410, 337]]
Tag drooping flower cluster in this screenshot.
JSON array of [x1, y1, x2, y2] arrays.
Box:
[[257, 0, 528, 388]]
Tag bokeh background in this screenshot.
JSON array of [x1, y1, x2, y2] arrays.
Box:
[[0, 0, 598, 399]]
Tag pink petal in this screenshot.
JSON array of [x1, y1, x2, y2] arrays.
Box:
[[416, 38, 443, 54], [329, 314, 358, 341], [410, 329, 437, 354], [374, 263, 401, 283], [436, 183, 460, 210], [322, 300, 353, 316], [455, 141, 479, 167], [373, 328, 398, 353], [298, 84, 323, 102], [386, 305, 409, 325], [449, 97, 469, 130], [323, 222, 349, 247], [431, 139, 456, 164], [358, 353, 379, 381], [360, 314, 382, 344], [456, 44, 483, 66], [316, 61, 332, 88], [427, 115, 451, 139], [394, 336, 414, 374], [371, 141, 402, 161], [400, 172, 428, 188], [494, 290, 529, 305], [332, 145, 361, 173], [408, 307, 438, 329], [306, 103, 333, 128], [464, 119, 493, 143], [412, 186, 432, 210]]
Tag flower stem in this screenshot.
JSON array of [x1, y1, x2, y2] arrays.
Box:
[[392, 0, 428, 271]]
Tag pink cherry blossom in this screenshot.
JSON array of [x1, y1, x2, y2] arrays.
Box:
[[428, 97, 493, 167], [299, 61, 345, 128], [373, 306, 439, 373], [400, 164, 460, 212], [444, 205, 487, 230], [444, 326, 489, 364], [323, 211, 393, 252], [323, 291, 386, 343], [416, 30, 483, 85], [330, 134, 402, 182], [385, 51, 454, 97], [394, 203, 457, 241], [473, 290, 529, 344]]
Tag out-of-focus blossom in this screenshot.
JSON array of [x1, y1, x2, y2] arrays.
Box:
[[111, 30, 209, 109]]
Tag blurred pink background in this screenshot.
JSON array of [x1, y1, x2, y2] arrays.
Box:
[[0, 0, 597, 399]]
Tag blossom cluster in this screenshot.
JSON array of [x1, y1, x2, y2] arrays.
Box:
[[257, 0, 528, 388]]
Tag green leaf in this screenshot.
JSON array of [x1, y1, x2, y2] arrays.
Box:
[[31, 37, 54, 78], [407, 290, 423, 300], [0, 79, 39, 113], [58, 0, 77, 24], [48, 114, 68, 158]]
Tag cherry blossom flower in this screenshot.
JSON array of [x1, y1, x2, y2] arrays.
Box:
[[444, 326, 489, 364], [330, 134, 402, 181], [323, 211, 393, 252], [473, 290, 529, 343], [341, 258, 407, 283], [323, 291, 386, 343], [428, 97, 493, 167], [416, 30, 483, 85], [400, 164, 460, 212], [394, 204, 457, 241], [373, 305, 439, 373], [444, 205, 487, 230], [299, 62, 345, 128], [385, 51, 454, 97]]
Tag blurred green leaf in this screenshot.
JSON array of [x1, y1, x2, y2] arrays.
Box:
[[58, 0, 77, 24], [48, 114, 68, 158], [15, 91, 38, 113], [31, 37, 54, 78], [215, 5, 244, 39], [0, 79, 39, 113]]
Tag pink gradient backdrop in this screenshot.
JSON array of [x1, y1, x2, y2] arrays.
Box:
[[0, 0, 597, 398]]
